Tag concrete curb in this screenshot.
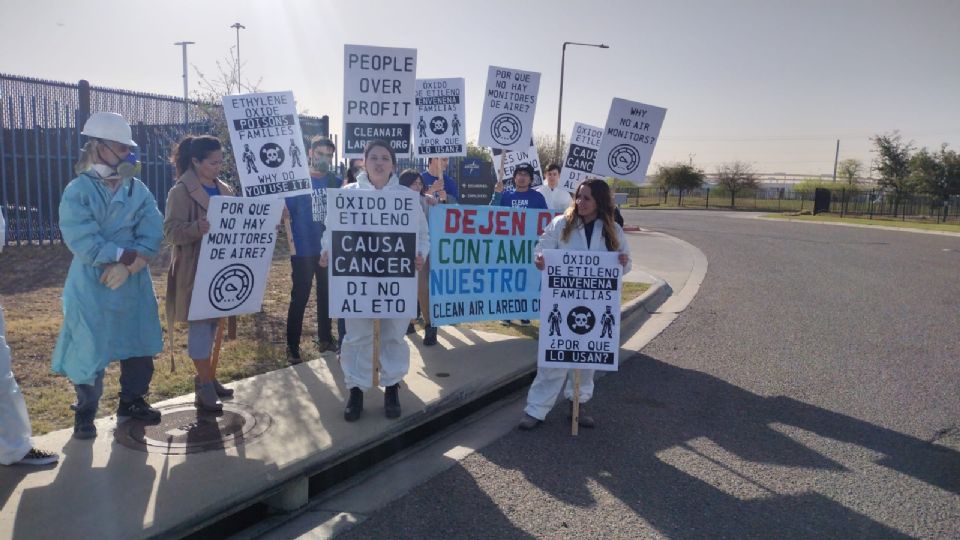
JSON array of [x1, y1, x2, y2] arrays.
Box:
[[758, 215, 960, 237]]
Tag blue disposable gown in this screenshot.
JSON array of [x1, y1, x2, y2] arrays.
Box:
[[51, 173, 164, 385]]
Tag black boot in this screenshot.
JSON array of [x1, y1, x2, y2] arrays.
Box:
[[72, 406, 97, 440], [344, 387, 363, 422], [213, 379, 234, 398], [384, 383, 401, 419], [118, 396, 162, 422]]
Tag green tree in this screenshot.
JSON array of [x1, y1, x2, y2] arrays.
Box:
[[871, 131, 916, 214], [910, 144, 960, 202], [656, 162, 705, 205], [715, 161, 759, 207], [837, 158, 863, 187], [466, 140, 492, 162]]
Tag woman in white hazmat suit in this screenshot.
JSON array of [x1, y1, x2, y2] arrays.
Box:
[[0, 213, 59, 465], [519, 178, 631, 430], [320, 140, 428, 422]]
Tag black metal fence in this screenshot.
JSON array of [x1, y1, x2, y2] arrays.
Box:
[[617, 186, 960, 224], [1, 73, 329, 246]]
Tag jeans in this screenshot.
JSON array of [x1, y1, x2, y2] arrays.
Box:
[[73, 355, 155, 413], [287, 255, 333, 350]]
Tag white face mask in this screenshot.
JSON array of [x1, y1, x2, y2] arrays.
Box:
[[90, 163, 120, 180]]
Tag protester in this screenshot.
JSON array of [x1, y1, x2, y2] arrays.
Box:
[[52, 112, 164, 439], [520, 178, 631, 430], [421, 157, 459, 203], [320, 141, 429, 421], [164, 135, 236, 413], [398, 169, 440, 346], [491, 162, 547, 325], [537, 163, 573, 211], [285, 137, 342, 364], [0, 213, 59, 465]]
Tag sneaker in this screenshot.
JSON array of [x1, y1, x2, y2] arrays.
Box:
[[18, 448, 59, 466], [287, 345, 302, 365], [117, 397, 162, 422], [213, 379, 234, 399], [423, 324, 438, 346], [73, 409, 97, 440], [314, 338, 334, 353], [384, 383, 401, 419], [344, 387, 363, 422], [568, 403, 596, 428], [518, 319, 531, 326], [518, 413, 543, 430]]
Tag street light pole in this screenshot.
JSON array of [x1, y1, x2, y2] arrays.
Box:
[[230, 22, 246, 94], [556, 41, 609, 160], [174, 41, 195, 128]]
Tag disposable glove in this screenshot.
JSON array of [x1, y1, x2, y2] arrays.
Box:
[[100, 263, 131, 290]]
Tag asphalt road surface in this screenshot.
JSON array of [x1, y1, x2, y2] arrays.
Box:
[[330, 210, 960, 539]]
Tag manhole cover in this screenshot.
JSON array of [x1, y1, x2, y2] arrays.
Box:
[[114, 402, 271, 455]]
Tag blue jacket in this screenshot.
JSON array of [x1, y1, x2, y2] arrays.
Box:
[[285, 173, 341, 257], [52, 173, 164, 385]]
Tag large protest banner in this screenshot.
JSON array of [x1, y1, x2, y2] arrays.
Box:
[[343, 44, 417, 158], [428, 206, 557, 325], [327, 188, 419, 318], [478, 66, 540, 152], [560, 122, 603, 193], [491, 144, 543, 190], [222, 91, 312, 198], [414, 77, 465, 157], [189, 197, 284, 320], [592, 98, 667, 184], [537, 249, 622, 371]]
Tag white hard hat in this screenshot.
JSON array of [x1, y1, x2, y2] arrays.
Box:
[[81, 112, 138, 147]]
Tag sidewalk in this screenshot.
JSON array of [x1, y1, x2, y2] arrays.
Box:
[[0, 231, 697, 540]]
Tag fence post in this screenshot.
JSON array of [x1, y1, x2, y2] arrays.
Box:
[[840, 188, 846, 218], [77, 80, 91, 128], [800, 193, 804, 212], [705, 188, 709, 208]]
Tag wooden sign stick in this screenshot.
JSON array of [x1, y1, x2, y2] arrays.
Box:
[[210, 318, 226, 375], [571, 369, 581, 436], [372, 319, 381, 388]]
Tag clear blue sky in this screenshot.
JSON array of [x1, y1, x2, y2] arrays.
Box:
[[1, 0, 957, 176]]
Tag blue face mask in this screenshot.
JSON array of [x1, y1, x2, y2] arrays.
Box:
[[116, 151, 141, 179]]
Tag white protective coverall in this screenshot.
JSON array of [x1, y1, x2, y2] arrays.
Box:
[[0, 213, 34, 465], [524, 214, 632, 420], [324, 172, 430, 390]]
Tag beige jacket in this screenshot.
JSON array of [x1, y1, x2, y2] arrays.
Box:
[[163, 169, 235, 323]]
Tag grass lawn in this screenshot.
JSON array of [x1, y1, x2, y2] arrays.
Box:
[[1, 245, 650, 435], [762, 213, 960, 233]]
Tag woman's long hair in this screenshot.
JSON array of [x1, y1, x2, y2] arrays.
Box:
[[171, 135, 222, 178], [74, 140, 99, 175], [560, 178, 620, 251]]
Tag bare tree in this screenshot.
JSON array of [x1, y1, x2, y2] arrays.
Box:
[[715, 161, 759, 207], [534, 133, 567, 169], [837, 158, 863, 187]]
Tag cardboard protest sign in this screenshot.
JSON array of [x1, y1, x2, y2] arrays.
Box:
[[414, 77, 465, 157], [592, 98, 666, 184], [327, 188, 420, 318], [491, 144, 543, 191], [537, 249, 622, 371], [222, 91, 312, 198], [189, 197, 284, 320], [478, 66, 540, 151], [560, 122, 603, 193], [428, 206, 558, 325], [343, 44, 418, 158]]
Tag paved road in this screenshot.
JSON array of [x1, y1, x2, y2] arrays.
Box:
[[281, 211, 960, 539]]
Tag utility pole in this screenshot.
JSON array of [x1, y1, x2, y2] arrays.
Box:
[[174, 41, 195, 128], [556, 42, 609, 159], [230, 22, 246, 94], [832, 139, 839, 182]]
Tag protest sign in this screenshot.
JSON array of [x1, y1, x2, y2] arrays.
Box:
[[478, 66, 540, 152], [189, 197, 284, 320], [560, 122, 603, 192], [414, 77, 465, 157], [327, 188, 419, 318], [428, 206, 558, 325], [222, 91, 312, 198], [592, 98, 667, 184], [537, 249, 622, 371], [343, 44, 417, 158], [491, 144, 543, 190], [457, 157, 495, 205]]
